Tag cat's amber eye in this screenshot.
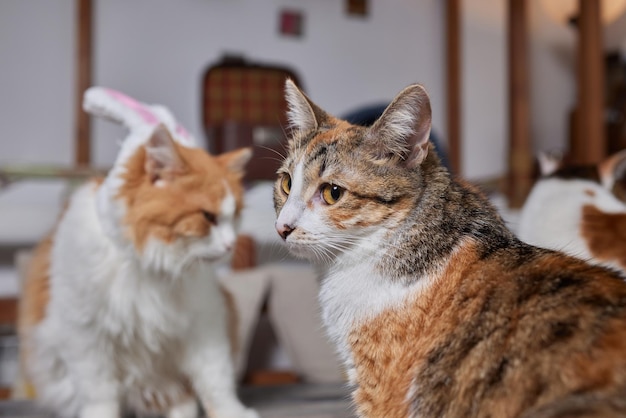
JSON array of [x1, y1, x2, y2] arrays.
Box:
[[321, 184, 344, 205], [202, 210, 217, 225], [281, 174, 292, 195]]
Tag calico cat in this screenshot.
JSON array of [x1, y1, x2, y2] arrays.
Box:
[[19, 88, 258, 418], [519, 150, 626, 274], [273, 79, 626, 417]]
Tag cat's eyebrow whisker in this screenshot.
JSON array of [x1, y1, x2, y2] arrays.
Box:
[[278, 122, 291, 152], [259, 156, 287, 165], [256, 144, 287, 160]]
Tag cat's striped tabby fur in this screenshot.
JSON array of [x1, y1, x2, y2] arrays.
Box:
[[273, 79, 626, 418]]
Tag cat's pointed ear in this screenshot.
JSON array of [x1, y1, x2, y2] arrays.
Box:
[[145, 124, 186, 184], [599, 149, 626, 202], [285, 78, 329, 131], [368, 84, 432, 169], [537, 151, 562, 177], [218, 147, 253, 178]]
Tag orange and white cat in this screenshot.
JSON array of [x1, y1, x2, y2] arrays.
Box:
[[519, 150, 626, 274], [274, 80, 626, 417], [19, 88, 258, 418]]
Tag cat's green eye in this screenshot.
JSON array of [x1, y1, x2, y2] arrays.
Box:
[[321, 184, 344, 205], [281, 175, 292, 195]]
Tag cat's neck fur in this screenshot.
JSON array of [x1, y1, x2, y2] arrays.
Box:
[[378, 150, 515, 282]]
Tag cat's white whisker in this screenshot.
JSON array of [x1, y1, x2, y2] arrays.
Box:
[[256, 144, 286, 160]]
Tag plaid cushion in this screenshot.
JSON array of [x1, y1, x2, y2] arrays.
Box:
[[204, 66, 297, 128], [202, 59, 303, 181]]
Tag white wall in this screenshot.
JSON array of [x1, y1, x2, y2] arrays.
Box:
[[2, 0, 623, 181], [462, 0, 508, 180], [0, 0, 446, 170], [529, 0, 577, 156], [0, 1, 75, 166]]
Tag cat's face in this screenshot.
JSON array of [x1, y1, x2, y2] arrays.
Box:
[[274, 80, 432, 263], [116, 125, 251, 274]]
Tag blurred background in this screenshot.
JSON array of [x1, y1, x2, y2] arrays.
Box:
[[1, 0, 626, 412], [5, 0, 626, 180]]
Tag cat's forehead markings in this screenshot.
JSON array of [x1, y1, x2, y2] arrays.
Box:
[[304, 122, 346, 147], [305, 134, 331, 155], [308, 144, 328, 162]]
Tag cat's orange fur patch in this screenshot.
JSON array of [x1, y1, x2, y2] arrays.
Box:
[[348, 241, 482, 417], [116, 143, 245, 250], [17, 232, 54, 399], [231, 235, 256, 271], [20, 234, 53, 328], [303, 120, 353, 153], [581, 204, 626, 270], [349, 239, 626, 417]]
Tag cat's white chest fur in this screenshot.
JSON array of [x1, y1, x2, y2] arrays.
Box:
[[318, 244, 433, 383]]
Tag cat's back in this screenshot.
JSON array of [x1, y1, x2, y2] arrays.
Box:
[[449, 243, 626, 417], [351, 238, 626, 418]]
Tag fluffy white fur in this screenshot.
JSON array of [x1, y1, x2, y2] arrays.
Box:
[[25, 89, 257, 418]]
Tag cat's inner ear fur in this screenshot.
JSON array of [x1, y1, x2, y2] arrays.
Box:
[[284, 78, 330, 132], [367, 84, 432, 169], [217, 147, 253, 179], [537, 151, 562, 177], [145, 124, 187, 185]]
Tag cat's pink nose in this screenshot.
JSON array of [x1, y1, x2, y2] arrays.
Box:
[[277, 223, 294, 240]]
